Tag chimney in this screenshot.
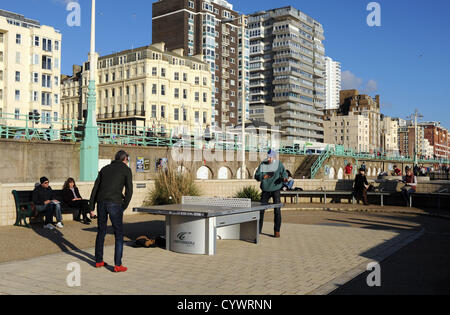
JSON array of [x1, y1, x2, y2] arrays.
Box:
[[173, 48, 184, 56], [151, 42, 166, 51]]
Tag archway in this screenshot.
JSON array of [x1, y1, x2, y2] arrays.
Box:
[[236, 167, 251, 179], [337, 168, 343, 180], [197, 166, 213, 180], [218, 166, 232, 180], [329, 167, 335, 179]]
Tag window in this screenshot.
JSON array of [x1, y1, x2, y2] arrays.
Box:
[[16, 34, 21, 44], [183, 108, 187, 121], [42, 56, 52, 70], [54, 94, 59, 104], [183, 89, 187, 99], [161, 106, 165, 118], [203, 112, 207, 124], [42, 75, 51, 88], [203, 77, 208, 86], [195, 111, 199, 123], [43, 38, 52, 51], [174, 108, 179, 121], [41, 92, 51, 106], [174, 72, 179, 81], [188, 1, 194, 9], [34, 36, 40, 46], [55, 41, 59, 51], [32, 54, 39, 65], [32, 72, 39, 83], [15, 108, 20, 119], [15, 71, 20, 82], [161, 85, 166, 96], [33, 91, 38, 102], [203, 93, 207, 102], [161, 68, 166, 77], [195, 92, 199, 102], [195, 77, 199, 85], [183, 73, 187, 81], [174, 88, 179, 99], [152, 105, 157, 118], [152, 84, 157, 95], [42, 111, 51, 124], [15, 90, 20, 101], [54, 76, 59, 86], [152, 67, 157, 76], [16, 52, 21, 64]]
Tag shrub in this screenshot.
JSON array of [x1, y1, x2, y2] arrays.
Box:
[[234, 186, 261, 202], [144, 162, 200, 206]]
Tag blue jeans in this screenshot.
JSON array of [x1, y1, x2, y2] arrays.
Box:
[[95, 202, 124, 266]]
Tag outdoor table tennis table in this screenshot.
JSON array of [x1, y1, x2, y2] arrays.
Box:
[[133, 197, 283, 256]]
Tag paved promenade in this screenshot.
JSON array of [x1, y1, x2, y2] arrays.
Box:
[[0, 220, 422, 295]]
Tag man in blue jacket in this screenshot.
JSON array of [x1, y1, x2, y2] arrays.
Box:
[[254, 149, 288, 238]]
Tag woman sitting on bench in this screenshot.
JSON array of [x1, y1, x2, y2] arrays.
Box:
[[62, 178, 97, 225]]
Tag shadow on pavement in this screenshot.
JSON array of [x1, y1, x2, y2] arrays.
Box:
[[31, 224, 96, 266]]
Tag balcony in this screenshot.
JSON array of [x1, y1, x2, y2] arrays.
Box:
[[222, 49, 230, 57]]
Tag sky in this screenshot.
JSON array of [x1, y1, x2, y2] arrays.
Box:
[[1, 0, 449, 128]]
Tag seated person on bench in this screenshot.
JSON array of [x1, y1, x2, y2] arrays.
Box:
[[32, 177, 63, 229], [282, 170, 295, 191], [62, 178, 97, 225]]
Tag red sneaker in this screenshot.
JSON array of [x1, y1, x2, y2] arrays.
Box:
[[114, 265, 128, 273], [95, 262, 106, 268]]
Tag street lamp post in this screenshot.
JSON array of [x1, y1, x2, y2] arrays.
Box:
[[80, 0, 99, 181], [406, 109, 423, 166], [222, 14, 247, 179]]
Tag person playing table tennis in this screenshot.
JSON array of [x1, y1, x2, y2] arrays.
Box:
[[254, 149, 288, 238]]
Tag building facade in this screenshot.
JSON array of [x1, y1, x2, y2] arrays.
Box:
[[0, 10, 62, 127], [325, 90, 381, 153], [380, 115, 399, 155], [323, 113, 370, 153], [324, 56, 341, 110], [61, 42, 212, 136], [152, 0, 249, 130], [247, 6, 326, 145], [420, 122, 449, 160]]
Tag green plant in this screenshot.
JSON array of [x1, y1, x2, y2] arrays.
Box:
[[233, 186, 261, 202], [144, 162, 200, 206]]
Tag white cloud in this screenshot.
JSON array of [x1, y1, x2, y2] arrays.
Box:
[[341, 70, 363, 90], [341, 70, 378, 94]]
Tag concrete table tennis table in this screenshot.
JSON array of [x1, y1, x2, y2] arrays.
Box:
[[133, 197, 283, 256]]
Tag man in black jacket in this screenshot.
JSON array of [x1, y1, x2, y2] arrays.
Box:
[[90, 150, 133, 273], [32, 177, 63, 229], [353, 168, 370, 205]]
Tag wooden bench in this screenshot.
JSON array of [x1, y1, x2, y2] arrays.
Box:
[[12, 189, 80, 228]]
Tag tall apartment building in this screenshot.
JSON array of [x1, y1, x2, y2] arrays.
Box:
[[247, 6, 326, 145], [0, 10, 62, 127], [398, 125, 426, 158], [420, 122, 449, 160], [324, 56, 341, 110], [61, 42, 212, 136], [152, 0, 249, 130]]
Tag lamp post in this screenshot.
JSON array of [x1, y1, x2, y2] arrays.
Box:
[[221, 14, 247, 179], [80, 0, 99, 181], [406, 109, 423, 166]]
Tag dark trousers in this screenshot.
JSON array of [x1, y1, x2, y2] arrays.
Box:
[[401, 187, 416, 206], [35, 204, 55, 225], [260, 190, 282, 234], [354, 189, 369, 205], [69, 200, 90, 219], [95, 202, 124, 266]]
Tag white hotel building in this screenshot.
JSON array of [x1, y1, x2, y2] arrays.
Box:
[[0, 10, 62, 127], [324, 56, 341, 110]]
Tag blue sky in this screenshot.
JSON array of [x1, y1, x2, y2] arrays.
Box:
[[2, 0, 449, 127]]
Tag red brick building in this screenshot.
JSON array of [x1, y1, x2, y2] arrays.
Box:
[[420, 122, 449, 160]]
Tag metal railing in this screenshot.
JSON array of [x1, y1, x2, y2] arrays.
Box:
[[0, 112, 449, 165]]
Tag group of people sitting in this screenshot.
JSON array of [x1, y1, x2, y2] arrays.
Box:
[[32, 176, 96, 230], [353, 166, 417, 207]]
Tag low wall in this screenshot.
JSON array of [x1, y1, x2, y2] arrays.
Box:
[[2, 179, 448, 227]]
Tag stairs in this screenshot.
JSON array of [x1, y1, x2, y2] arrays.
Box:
[[294, 155, 319, 179]]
